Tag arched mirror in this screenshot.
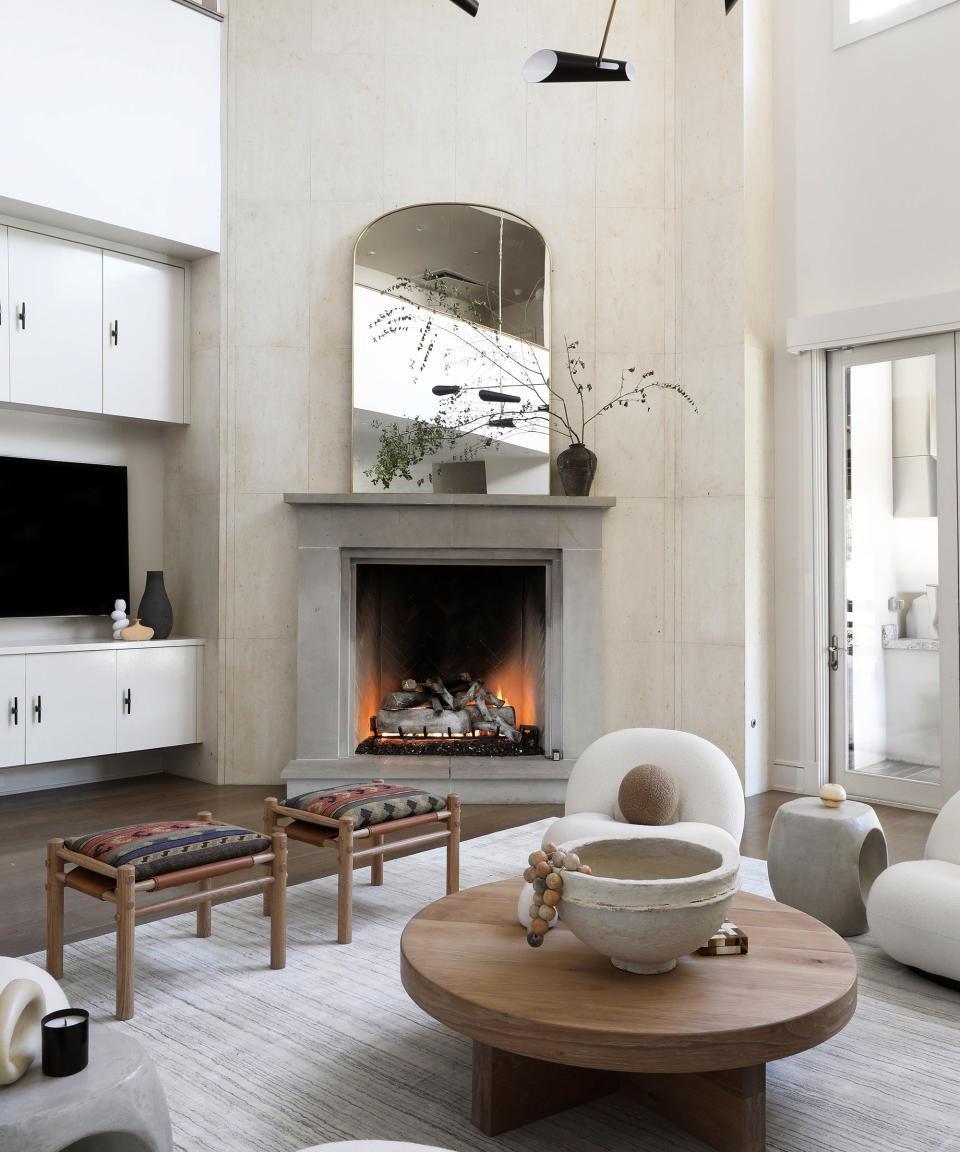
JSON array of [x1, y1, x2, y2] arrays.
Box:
[[352, 203, 551, 493]]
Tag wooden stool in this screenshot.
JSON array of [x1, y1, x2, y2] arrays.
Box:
[[264, 780, 460, 944], [46, 812, 286, 1020]]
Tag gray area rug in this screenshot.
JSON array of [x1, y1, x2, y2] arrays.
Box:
[[26, 819, 960, 1152]]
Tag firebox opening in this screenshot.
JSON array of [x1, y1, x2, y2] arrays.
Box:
[[354, 563, 547, 757]]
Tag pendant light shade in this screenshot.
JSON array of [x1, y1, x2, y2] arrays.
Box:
[[448, 0, 479, 14], [725, 0, 740, 9], [523, 49, 635, 83], [478, 389, 521, 403]]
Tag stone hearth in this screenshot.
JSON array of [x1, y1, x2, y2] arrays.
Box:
[[282, 493, 615, 803]]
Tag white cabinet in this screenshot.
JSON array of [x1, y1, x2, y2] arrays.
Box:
[[25, 651, 117, 765], [103, 253, 185, 423], [0, 227, 9, 403], [0, 655, 25, 769], [117, 645, 198, 753], [0, 640, 204, 780], [8, 230, 103, 413]]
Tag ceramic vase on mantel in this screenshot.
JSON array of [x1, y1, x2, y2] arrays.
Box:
[[557, 442, 598, 496], [137, 571, 173, 640]]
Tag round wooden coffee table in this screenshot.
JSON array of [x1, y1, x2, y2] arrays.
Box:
[[401, 880, 857, 1152]]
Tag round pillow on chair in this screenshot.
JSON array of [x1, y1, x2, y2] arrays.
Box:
[[618, 764, 679, 825]]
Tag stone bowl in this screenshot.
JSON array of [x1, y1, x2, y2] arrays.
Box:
[[558, 835, 740, 974]]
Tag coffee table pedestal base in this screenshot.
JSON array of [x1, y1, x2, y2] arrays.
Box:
[[472, 1042, 766, 1152]]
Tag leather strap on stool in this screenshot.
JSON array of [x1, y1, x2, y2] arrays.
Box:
[[63, 867, 117, 900], [151, 855, 257, 890]]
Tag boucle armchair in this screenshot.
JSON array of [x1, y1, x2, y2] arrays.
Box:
[[543, 728, 745, 853], [867, 790, 960, 982]]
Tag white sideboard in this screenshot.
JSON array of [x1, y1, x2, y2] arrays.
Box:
[[0, 639, 203, 771]]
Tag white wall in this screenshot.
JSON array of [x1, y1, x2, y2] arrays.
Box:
[[0, 0, 221, 255], [773, 0, 960, 786]]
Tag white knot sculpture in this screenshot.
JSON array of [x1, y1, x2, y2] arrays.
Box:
[[111, 598, 130, 640]]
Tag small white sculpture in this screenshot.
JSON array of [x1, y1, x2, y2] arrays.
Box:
[[0, 957, 69, 1084], [820, 782, 847, 808], [111, 598, 130, 640]]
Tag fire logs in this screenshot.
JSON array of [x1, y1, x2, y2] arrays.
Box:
[[375, 673, 521, 743]]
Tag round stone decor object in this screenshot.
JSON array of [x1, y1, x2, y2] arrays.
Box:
[[767, 797, 888, 936], [617, 763, 679, 825]]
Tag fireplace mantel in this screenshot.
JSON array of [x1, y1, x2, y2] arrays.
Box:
[[282, 492, 615, 803], [285, 493, 616, 508]]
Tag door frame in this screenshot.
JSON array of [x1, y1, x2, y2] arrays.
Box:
[[825, 333, 960, 809]]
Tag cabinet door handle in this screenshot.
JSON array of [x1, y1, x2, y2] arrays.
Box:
[[123, 688, 132, 715], [10, 697, 17, 726], [16, 302, 26, 330], [110, 320, 119, 346], [34, 695, 41, 723]]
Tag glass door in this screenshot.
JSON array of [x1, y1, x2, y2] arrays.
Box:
[[827, 334, 960, 808]]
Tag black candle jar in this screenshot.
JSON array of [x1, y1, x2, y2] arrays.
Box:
[[41, 1008, 89, 1077]]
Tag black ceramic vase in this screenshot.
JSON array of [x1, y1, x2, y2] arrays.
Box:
[[557, 443, 598, 496], [138, 571, 173, 640]]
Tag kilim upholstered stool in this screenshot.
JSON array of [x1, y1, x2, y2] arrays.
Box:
[[46, 812, 287, 1020], [264, 780, 460, 944]]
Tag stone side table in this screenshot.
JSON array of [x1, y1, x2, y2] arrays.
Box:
[[0, 1026, 172, 1152], [767, 797, 888, 936]]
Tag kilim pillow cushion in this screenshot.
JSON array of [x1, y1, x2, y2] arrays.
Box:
[[285, 781, 444, 829], [64, 821, 271, 881]]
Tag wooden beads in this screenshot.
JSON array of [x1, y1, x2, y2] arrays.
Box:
[[520, 843, 593, 947]]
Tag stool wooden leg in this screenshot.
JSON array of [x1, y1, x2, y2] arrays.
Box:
[[337, 816, 354, 944], [46, 839, 65, 979], [262, 798, 278, 917], [370, 831, 384, 886], [446, 793, 461, 895], [196, 877, 212, 938], [270, 830, 287, 970], [115, 864, 137, 1021]]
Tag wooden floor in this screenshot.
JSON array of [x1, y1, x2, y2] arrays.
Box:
[[0, 775, 936, 956]]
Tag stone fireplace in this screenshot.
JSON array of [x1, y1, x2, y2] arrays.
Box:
[[282, 493, 614, 802]]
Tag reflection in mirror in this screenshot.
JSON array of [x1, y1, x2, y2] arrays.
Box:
[[352, 203, 551, 493]]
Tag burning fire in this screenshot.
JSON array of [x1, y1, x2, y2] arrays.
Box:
[[356, 664, 531, 746]]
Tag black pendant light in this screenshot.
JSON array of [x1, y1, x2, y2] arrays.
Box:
[[725, 0, 740, 10], [524, 0, 633, 83], [523, 51, 634, 83], [448, 0, 478, 15]]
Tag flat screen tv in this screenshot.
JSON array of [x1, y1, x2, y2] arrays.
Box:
[[0, 455, 129, 617]]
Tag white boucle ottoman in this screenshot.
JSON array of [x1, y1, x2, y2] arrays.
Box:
[[867, 859, 960, 983]]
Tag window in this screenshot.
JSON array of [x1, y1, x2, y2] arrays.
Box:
[[835, 0, 959, 46]]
